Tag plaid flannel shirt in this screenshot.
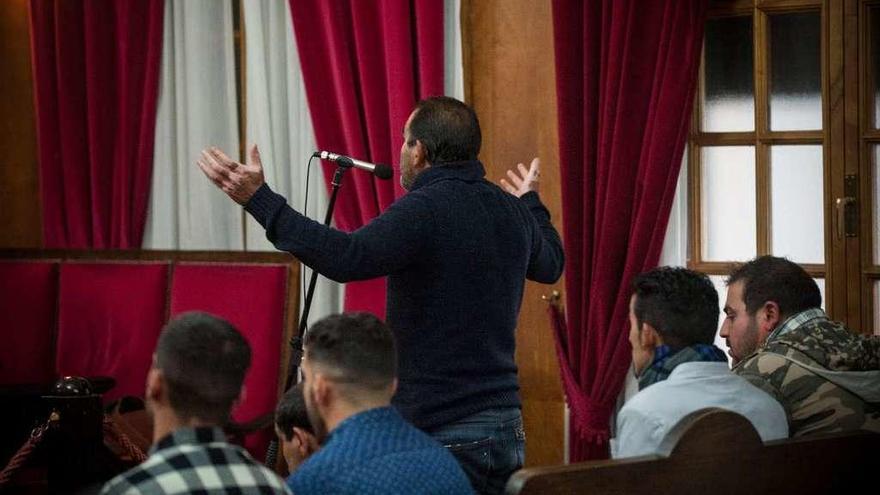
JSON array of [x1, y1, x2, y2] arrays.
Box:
[[101, 426, 290, 495]]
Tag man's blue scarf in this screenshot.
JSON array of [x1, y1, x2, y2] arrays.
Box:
[[638, 344, 728, 390]]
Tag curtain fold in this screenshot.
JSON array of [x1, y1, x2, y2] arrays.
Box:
[[551, 0, 707, 461], [242, 0, 343, 324], [288, 0, 444, 317], [142, 0, 241, 250], [29, 0, 164, 248]]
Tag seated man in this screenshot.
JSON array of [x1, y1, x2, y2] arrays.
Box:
[[101, 312, 290, 494], [290, 312, 473, 494], [613, 267, 788, 458], [722, 255, 880, 437], [274, 383, 319, 473]]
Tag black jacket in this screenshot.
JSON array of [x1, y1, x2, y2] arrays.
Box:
[[246, 160, 564, 429]]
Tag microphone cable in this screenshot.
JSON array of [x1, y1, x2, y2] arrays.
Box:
[[300, 153, 315, 340]]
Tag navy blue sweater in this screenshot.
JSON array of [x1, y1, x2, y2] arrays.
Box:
[[245, 160, 564, 430]]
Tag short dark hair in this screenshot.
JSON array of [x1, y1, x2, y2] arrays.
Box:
[[304, 313, 396, 392], [408, 96, 481, 164], [274, 383, 313, 440], [155, 312, 251, 424], [632, 267, 719, 349], [726, 255, 821, 320]]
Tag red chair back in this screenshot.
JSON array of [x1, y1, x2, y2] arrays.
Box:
[[0, 260, 58, 385], [169, 263, 289, 460], [56, 262, 169, 402]]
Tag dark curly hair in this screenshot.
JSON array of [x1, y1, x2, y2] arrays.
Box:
[[632, 267, 719, 349], [407, 96, 481, 164], [726, 255, 821, 320]]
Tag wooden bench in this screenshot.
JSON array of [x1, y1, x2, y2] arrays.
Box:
[[505, 408, 880, 494]]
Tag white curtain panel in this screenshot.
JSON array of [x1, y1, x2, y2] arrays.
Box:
[[243, 0, 342, 324], [143, 0, 465, 320], [444, 0, 465, 101], [658, 154, 688, 267], [144, 0, 243, 250]]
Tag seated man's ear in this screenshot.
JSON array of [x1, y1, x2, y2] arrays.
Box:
[[145, 368, 163, 403], [639, 323, 661, 349], [758, 300, 781, 338], [293, 427, 319, 456], [313, 373, 339, 410]]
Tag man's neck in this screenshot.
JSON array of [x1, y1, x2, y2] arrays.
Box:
[[324, 400, 388, 435], [152, 408, 219, 444]]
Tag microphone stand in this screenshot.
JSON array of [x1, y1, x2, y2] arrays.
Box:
[[288, 164, 347, 386], [266, 163, 348, 469]]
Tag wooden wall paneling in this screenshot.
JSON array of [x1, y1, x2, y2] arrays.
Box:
[[0, 0, 41, 248], [462, 0, 566, 467]]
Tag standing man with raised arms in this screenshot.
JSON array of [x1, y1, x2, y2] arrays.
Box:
[[198, 96, 564, 493]]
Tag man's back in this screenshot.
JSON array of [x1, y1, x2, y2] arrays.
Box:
[[289, 407, 473, 495], [613, 362, 788, 458], [102, 427, 290, 495], [387, 161, 563, 430], [734, 311, 880, 436], [246, 160, 562, 430]]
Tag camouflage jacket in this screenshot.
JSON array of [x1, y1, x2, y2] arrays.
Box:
[[733, 308, 880, 437]]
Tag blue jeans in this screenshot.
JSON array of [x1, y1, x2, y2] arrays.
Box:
[[428, 408, 526, 495]]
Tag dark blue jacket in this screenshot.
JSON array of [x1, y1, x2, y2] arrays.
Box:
[[246, 160, 564, 429]]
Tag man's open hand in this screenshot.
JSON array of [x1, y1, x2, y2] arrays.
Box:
[[197, 144, 265, 205], [500, 157, 541, 198]]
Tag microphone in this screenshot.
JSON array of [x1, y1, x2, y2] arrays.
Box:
[[313, 151, 393, 180]]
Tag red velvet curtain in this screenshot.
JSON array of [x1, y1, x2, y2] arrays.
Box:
[[289, 0, 443, 317], [551, 0, 707, 460], [29, 0, 164, 248]]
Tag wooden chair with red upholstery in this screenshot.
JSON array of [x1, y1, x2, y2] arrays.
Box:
[[55, 261, 169, 403], [0, 260, 58, 386], [169, 260, 296, 462]]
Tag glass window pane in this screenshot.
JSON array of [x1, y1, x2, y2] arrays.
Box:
[[701, 146, 757, 261], [815, 278, 826, 311], [709, 275, 732, 366], [875, 146, 880, 264], [703, 16, 755, 132], [770, 145, 825, 263], [872, 8, 880, 128], [769, 12, 822, 131]]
